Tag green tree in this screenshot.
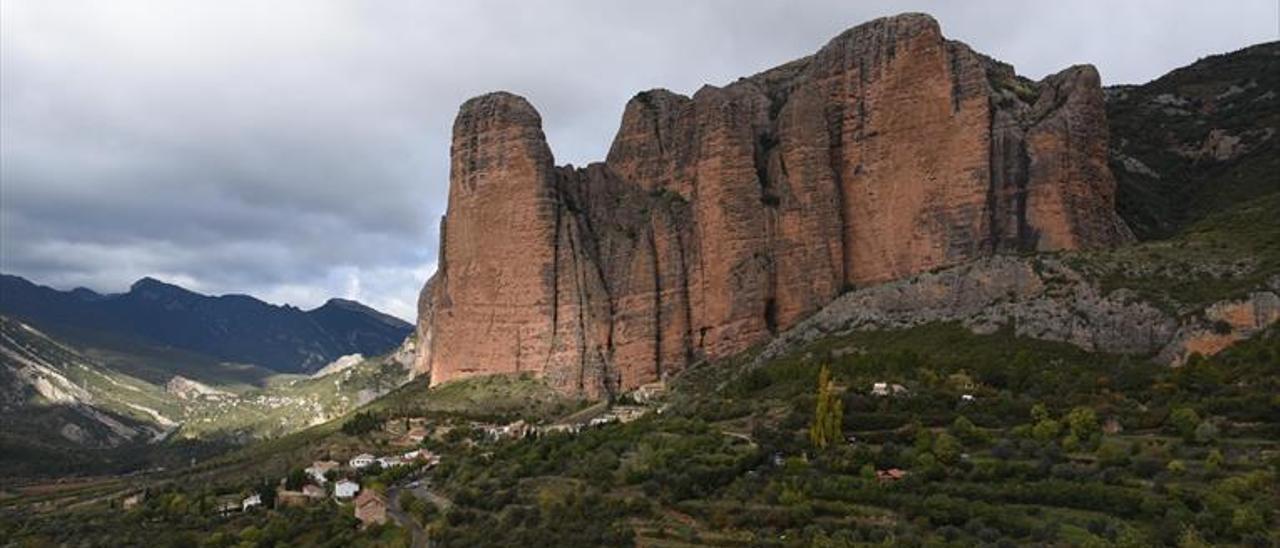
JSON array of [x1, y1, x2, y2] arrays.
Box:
[[1097, 441, 1131, 468], [1114, 526, 1148, 548], [1193, 420, 1219, 444], [239, 525, 262, 544], [913, 427, 933, 454], [1205, 449, 1225, 473], [1169, 407, 1200, 441], [1231, 507, 1264, 536], [950, 416, 985, 445], [1031, 402, 1052, 424], [932, 432, 963, 465], [255, 479, 277, 509], [1032, 419, 1062, 442], [1177, 525, 1210, 548], [284, 468, 308, 491], [809, 366, 843, 449], [1066, 407, 1100, 443]]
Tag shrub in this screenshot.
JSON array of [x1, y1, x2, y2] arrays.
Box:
[[1169, 408, 1201, 441], [1193, 421, 1220, 444]]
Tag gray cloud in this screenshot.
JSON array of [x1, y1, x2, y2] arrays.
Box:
[[2, 0, 1275, 321]]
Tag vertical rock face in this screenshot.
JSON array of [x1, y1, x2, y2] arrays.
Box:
[[417, 13, 1132, 397], [423, 93, 613, 395]]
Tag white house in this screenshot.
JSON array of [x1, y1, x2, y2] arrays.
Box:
[[242, 494, 262, 511], [349, 453, 375, 469], [588, 415, 618, 427], [377, 455, 404, 468], [334, 479, 360, 499], [871, 382, 909, 397], [961, 394, 976, 402], [305, 460, 340, 484]]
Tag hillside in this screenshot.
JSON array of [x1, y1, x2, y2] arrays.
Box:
[[7, 308, 1275, 546], [1, 316, 175, 475], [1, 14, 1278, 548], [1108, 41, 1280, 239], [0, 313, 419, 476], [0, 274, 413, 374]]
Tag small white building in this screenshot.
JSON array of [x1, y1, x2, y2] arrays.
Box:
[[632, 380, 667, 404], [306, 460, 340, 484], [122, 492, 145, 510], [588, 415, 618, 427], [377, 455, 404, 468], [242, 494, 262, 511], [871, 382, 909, 397], [349, 453, 375, 469], [334, 479, 360, 499], [960, 394, 976, 402]]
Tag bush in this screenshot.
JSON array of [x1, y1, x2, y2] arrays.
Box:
[[951, 416, 986, 445], [1169, 408, 1201, 441], [342, 412, 385, 436], [1193, 421, 1219, 444]]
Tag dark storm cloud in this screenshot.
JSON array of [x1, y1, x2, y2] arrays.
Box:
[[2, 1, 1275, 320]]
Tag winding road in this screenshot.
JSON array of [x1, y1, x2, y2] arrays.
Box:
[[386, 479, 452, 548]]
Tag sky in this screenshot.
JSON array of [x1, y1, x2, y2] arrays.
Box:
[[2, 1, 1276, 322]]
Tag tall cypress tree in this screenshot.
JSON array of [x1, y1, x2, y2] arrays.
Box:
[[809, 366, 843, 449]]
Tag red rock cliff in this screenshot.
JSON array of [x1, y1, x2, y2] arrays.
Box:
[[416, 13, 1132, 397]]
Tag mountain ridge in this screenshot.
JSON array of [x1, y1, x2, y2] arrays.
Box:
[[0, 273, 412, 373]]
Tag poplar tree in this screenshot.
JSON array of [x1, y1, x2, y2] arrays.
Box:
[[809, 366, 843, 449]]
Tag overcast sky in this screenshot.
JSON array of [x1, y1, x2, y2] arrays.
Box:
[[2, 1, 1276, 321]]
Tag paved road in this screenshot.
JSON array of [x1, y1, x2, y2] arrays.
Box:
[[386, 485, 427, 548], [386, 480, 452, 548]]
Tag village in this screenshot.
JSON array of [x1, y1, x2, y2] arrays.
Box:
[[117, 380, 671, 531], [110, 376, 955, 530]]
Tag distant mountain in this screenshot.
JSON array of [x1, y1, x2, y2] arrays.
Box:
[[1, 312, 418, 476], [0, 315, 174, 475], [0, 274, 413, 373], [1107, 41, 1280, 239]]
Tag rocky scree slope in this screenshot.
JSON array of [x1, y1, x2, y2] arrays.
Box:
[[416, 13, 1131, 397]]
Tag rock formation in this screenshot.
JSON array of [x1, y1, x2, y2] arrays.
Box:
[[417, 13, 1133, 397]]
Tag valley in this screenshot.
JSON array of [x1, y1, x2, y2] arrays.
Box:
[[0, 296, 418, 477], [1, 9, 1277, 548]]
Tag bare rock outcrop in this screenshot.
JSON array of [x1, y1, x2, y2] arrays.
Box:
[[417, 13, 1133, 397], [1157, 278, 1280, 365], [751, 259, 1277, 369], [750, 256, 1178, 367]]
